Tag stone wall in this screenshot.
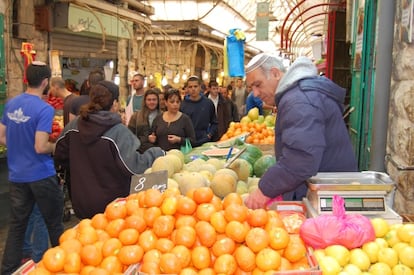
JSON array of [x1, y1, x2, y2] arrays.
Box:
[[4, 0, 48, 98], [387, 0, 414, 215]]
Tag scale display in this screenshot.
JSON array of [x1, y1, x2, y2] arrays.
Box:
[[319, 196, 385, 212]]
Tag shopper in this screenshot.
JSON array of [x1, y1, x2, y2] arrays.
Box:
[[231, 77, 248, 118], [245, 90, 276, 116], [150, 89, 196, 151], [206, 81, 239, 140], [49, 76, 77, 126], [128, 89, 162, 153], [180, 76, 217, 146], [244, 54, 358, 209], [69, 69, 105, 121], [54, 80, 165, 219], [0, 61, 64, 274]]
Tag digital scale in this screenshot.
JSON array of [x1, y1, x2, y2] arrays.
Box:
[[304, 171, 402, 224]]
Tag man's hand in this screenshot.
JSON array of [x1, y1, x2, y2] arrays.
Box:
[[244, 188, 272, 209]]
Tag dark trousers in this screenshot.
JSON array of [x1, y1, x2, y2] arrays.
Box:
[[1, 176, 64, 275]]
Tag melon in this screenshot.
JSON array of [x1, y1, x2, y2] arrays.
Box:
[[167, 178, 179, 189], [178, 172, 208, 196], [228, 159, 252, 181], [144, 167, 152, 174], [166, 149, 185, 164], [214, 168, 238, 181], [236, 180, 248, 195], [198, 163, 217, 175], [210, 173, 237, 199], [184, 153, 208, 164], [206, 158, 225, 170], [151, 156, 174, 177], [165, 154, 183, 173], [253, 155, 276, 177], [239, 144, 263, 166]]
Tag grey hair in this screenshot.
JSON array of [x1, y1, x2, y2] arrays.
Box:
[[246, 53, 286, 78]]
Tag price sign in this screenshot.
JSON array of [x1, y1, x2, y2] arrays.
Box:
[[129, 170, 168, 194]]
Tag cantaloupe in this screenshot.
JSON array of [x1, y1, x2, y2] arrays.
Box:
[[206, 158, 225, 170], [151, 156, 174, 178], [214, 168, 238, 181], [166, 149, 185, 164], [228, 159, 252, 181], [178, 172, 208, 196], [210, 173, 237, 199], [164, 154, 183, 173]]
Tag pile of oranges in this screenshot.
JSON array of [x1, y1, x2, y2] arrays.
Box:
[[220, 122, 275, 145], [30, 187, 309, 275]]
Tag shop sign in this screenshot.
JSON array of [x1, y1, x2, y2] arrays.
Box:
[[130, 170, 168, 194], [68, 4, 132, 39], [256, 2, 269, 41]]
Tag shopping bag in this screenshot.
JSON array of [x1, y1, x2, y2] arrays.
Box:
[[180, 138, 192, 155], [299, 195, 376, 249]]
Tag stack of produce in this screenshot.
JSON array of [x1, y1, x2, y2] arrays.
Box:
[[49, 115, 63, 142], [314, 218, 414, 275], [29, 188, 311, 274], [46, 94, 64, 110]]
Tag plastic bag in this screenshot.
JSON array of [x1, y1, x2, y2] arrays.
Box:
[[299, 195, 376, 249], [226, 28, 245, 77], [180, 138, 192, 155]]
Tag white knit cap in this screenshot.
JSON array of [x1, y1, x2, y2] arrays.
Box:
[[245, 53, 284, 74]]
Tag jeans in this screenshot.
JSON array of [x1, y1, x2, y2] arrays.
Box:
[[22, 204, 49, 262], [1, 176, 64, 275]]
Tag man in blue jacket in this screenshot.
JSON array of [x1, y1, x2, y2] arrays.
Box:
[[180, 76, 218, 146], [244, 54, 357, 209]]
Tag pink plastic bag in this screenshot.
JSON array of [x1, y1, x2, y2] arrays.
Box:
[[299, 195, 376, 249]]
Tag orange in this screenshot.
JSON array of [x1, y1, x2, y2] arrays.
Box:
[[222, 193, 243, 209], [210, 195, 223, 211], [88, 267, 110, 275], [27, 267, 51, 275], [91, 213, 108, 230], [278, 257, 293, 271], [59, 228, 77, 244], [246, 208, 269, 227], [171, 245, 192, 268], [211, 237, 236, 257], [117, 245, 144, 266], [245, 227, 269, 253], [96, 229, 110, 242], [101, 238, 122, 258], [138, 229, 158, 252], [118, 228, 139, 245], [224, 203, 248, 222], [210, 211, 227, 234], [104, 201, 127, 220], [214, 254, 237, 275], [63, 252, 82, 274], [77, 226, 98, 245], [195, 203, 217, 221], [143, 206, 162, 227], [43, 246, 66, 273], [176, 196, 197, 215], [256, 248, 281, 271], [191, 246, 212, 270], [175, 214, 197, 228], [173, 225, 196, 248], [140, 261, 161, 274], [268, 227, 290, 250], [104, 218, 126, 238], [125, 198, 140, 215], [155, 238, 175, 253], [80, 244, 103, 267], [142, 249, 162, 264], [159, 253, 182, 274], [193, 187, 214, 204], [195, 220, 217, 248], [144, 188, 164, 207], [152, 215, 175, 238], [160, 196, 178, 215], [59, 238, 82, 254], [225, 220, 249, 243], [283, 235, 307, 263], [100, 255, 123, 274], [234, 245, 256, 272], [124, 214, 147, 233]]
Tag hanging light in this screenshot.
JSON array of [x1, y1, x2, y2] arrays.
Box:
[[114, 74, 120, 85], [202, 70, 209, 81], [173, 73, 180, 84], [182, 72, 188, 81], [161, 75, 168, 86]]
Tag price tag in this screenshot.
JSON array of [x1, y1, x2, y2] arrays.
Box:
[[129, 170, 168, 194]]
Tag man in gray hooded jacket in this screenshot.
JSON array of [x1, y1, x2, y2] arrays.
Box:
[[244, 54, 357, 209]]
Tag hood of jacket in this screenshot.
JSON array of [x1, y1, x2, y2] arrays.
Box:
[[275, 57, 346, 110], [77, 111, 122, 145]]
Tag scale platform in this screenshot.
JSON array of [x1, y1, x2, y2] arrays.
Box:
[[305, 171, 402, 224]]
